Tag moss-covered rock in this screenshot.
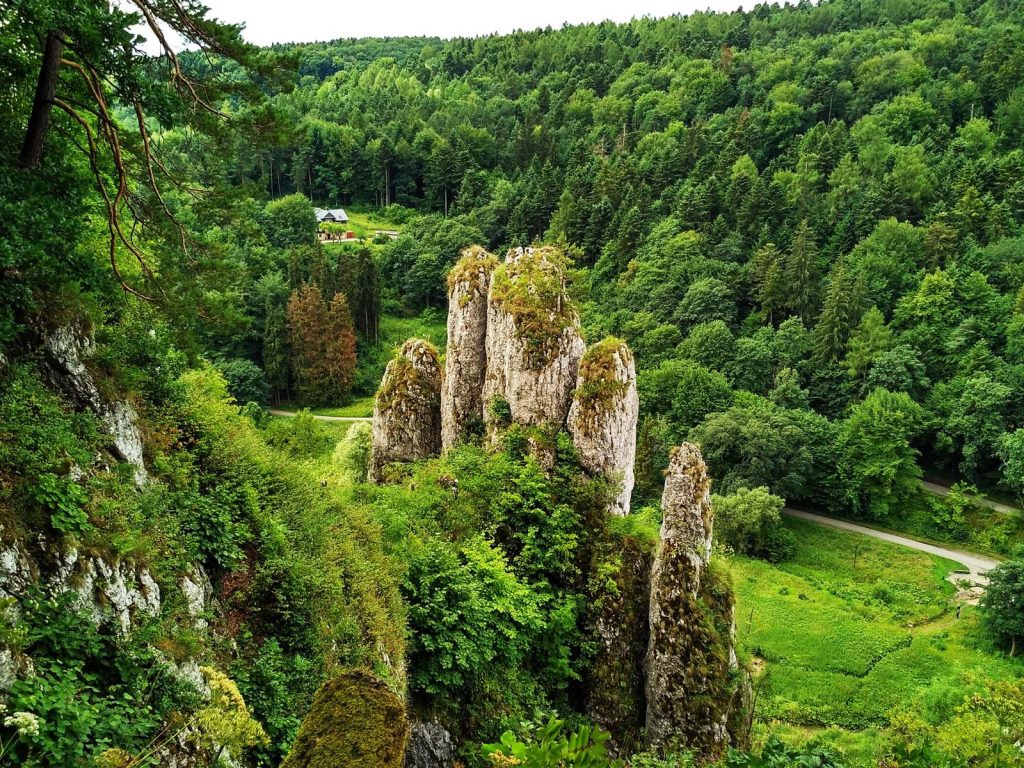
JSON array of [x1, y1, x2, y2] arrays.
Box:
[[568, 338, 638, 515], [442, 246, 498, 452], [482, 247, 585, 436], [370, 339, 442, 483], [645, 443, 739, 760], [585, 522, 654, 755], [280, 671, 408, 768]]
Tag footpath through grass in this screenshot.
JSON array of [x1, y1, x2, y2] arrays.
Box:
[[730, 518, 1024, 765]]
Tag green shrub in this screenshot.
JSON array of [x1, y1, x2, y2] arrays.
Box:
[[264, 411, 334, 458], [215, 357, 271, 405], [481, 714, 614, 768], [332, 422, 372, 483], [713, 487, 792, 562]]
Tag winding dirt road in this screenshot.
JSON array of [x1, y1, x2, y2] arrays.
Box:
[[782, 507, 1001, 587]]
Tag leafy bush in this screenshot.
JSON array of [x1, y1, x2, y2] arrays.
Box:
[[712, 487, 793, 561], [332, 422, 372, 482], [481, 714, 613, 768], [726, 736, 846, 767], [215, 357, 271, 405], [264, 411, 334, 458]]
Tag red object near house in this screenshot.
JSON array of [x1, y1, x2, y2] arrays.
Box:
[[346, 231, 356, 239]]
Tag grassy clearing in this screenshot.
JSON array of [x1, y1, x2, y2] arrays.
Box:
[[730, 518, 1024, 764], [273, 397, 375, 418]]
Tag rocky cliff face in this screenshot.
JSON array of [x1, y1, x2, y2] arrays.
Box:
[[645, 443, 736, 758], [370, 339, 443, 483], [482, 247, 585, 435], [0, 525, 161, 639], [568, 338, 638, 515], [41, 324, 148, 485], [441, 246, 498, 452], [403, 720, 455, 768]]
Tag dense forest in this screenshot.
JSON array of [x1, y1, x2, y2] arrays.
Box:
[[2, 0, 1024, 766]]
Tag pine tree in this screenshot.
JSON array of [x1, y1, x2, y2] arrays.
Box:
[[812, 260, 855, 363], [263, 304, 289, 404], [325, 293, 358, 400], [750, 243, 786, 324], [784, 219, 820, 321], [287, 283, 334, 404], [844, 306, 892, 380]]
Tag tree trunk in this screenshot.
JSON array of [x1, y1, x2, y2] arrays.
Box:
[[18, 30, 65, 169]]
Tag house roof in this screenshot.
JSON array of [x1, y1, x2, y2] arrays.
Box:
[[314, 207, 349, 223]]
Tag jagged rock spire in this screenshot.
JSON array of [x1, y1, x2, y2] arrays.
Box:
[[568, 337, 638, 515], [645, 443, 733, 757], [441, 246, 498, 452], [482, 247, 585, 435], [369, 339, 442, 483]]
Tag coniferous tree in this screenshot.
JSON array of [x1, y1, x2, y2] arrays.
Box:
[[785, 219, 820, 322], [812, 261, 855, 363], [263, 304, 290, 404]]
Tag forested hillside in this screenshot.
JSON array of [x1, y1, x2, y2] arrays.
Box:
[[210, 0, 1024, 532], [2, 0, 1024, 766]]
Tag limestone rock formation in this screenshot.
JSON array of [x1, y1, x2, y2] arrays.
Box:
[[41, 324, 148, 485], [281, 671, 408, 768], [482, 247, 585, 436], [403, 720, 455, 768], [370, 339, 442, 483], [441, 246, 498, 452], [645, 443, 736, 758], [567, 338, 638, 515], [0, 525, 160, 637]]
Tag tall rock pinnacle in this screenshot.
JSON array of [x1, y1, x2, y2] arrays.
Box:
[[482, 247, 585, 436], [441, 246, 498, 452], [645, 443, 734, 757], [568, 337, 638, 515]]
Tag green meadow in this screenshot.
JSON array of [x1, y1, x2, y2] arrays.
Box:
[[730, 518, 1024, 765]]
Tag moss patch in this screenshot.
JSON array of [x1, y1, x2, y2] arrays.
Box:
[[489, 247, 578, 365], [375, 339, 441, 414], [280, 671, 408, 768], [447, 245, 498, 303]]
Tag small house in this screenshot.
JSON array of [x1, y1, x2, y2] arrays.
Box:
[[314, 207, 349, 225]]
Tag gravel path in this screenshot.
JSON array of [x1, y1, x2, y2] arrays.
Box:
[[268, 408, 372, 423], [782, 507, 1001, 589]]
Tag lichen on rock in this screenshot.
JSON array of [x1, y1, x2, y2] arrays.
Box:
[[645, 443, 737, 759], [370, 339, 442, 483], [568, 338, 638, 515], [441, 246, 498, 452], [403, 719, 455, 768], [280, 671, 408, 768], [482, 247, 585, 435]]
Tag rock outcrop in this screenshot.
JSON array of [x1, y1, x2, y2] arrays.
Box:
[[441, 247, 498, 452], [645, 443, 736, 758], [482, 247, 585, 435], [370, 339, 442, 483], [0, 527, 160, 637], [568, 338, 638, 515], [403, 720, 455, 768], [41, 324, 148, 485], [281, 671, 408, 768]]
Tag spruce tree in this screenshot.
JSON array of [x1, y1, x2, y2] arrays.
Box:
[[812, 260, 854, 363], [784, 219, 820, 322]]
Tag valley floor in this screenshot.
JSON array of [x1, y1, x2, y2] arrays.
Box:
[[729, 518, 1024, 766]]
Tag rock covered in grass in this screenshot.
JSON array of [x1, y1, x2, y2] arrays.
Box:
[[567, 337, 638, 515], [441, 246, 498, 452], [482, 246, 585, 436], [280, 671, 408, 768], [645, 443, 736, 758], [370, 339, 442, 483]]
